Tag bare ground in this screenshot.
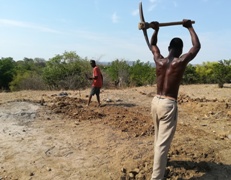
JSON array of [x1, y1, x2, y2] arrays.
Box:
[[0, 84, 231, 180]]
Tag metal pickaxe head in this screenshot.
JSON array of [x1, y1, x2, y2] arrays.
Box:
[[139, 2, 151, 50], [138, 2, 195, 50]]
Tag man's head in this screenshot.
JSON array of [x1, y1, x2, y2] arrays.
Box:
[[90, 60, 96, 67], [168, 37, 183, 57]]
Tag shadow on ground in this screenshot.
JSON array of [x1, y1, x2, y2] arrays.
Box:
[[167, 160, 231, 180]]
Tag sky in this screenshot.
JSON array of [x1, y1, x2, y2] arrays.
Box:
[[0, 0, 230, 64]]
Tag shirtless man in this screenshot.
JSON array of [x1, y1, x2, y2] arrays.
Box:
[[150, 19, 201, 179]]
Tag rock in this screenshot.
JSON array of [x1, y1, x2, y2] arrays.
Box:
[[219, 134, 226, 140], [121, 168, 126, 173], [132, 168, 140, 174], [208, 111, 215, 115], [59, 92, 68, 97], [105, 98, 113, 102], [228, 134, 231, 139], [46, 167, 52, 171], [139, 91, 147, 95], [128, 172, 135, 178], [74, 121, 80, 125], [227, 111, 231, 116]]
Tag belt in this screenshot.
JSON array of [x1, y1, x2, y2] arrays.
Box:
[[155, 95, 177, 102]]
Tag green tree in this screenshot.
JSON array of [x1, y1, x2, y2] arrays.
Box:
[[195, 61, 217, 84], [34, 58, 46, 69], [212, 59, 231, 88], [42, 51, 90, 90], [10, 57, 47, 91], [0, 57, 16, 90], [106, 59, 130, 87], [129, 60, 155, 86], [182, 64, 199, 84]]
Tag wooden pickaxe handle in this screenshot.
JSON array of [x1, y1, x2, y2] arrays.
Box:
[[159, 20, 195, 27], [138, 21, 195, 30]]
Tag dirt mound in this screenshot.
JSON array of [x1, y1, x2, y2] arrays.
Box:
[[43, 91, 231, 179], [0, 85, 231, 180], [49, 96, 154, 138]]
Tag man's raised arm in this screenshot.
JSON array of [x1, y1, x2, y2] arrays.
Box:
[[182, 19, 201, 62], [150, 21, 163, 61]]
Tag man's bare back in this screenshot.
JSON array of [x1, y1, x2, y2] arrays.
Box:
[[149, 19, 200, 180], [155, 57, 188, 99], [150, 20, 201, 100]]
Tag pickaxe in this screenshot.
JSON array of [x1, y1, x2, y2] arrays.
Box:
[[138, 2, 195, 50]]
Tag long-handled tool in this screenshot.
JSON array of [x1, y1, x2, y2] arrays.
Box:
[[138, 20, 195, 30], [138, 2, 195, 50]]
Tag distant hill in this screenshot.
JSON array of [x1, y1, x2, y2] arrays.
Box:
[[98, 61, 156, 67]]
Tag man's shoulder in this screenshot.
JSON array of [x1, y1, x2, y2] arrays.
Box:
[[93, 66, 98, 70], [93, 66, 101, 75], [155, 57, 168, 64], [94, 66, 100, 70]]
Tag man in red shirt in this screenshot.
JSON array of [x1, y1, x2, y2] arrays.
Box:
[[86, 60, 103, 106]]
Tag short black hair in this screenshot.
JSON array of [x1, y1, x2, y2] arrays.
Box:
[[90, 60, 96, 64], [169, 37, 183, 49]]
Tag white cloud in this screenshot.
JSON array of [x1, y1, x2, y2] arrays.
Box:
[[148, 0, 159, 12], [0, 19, 61, 34], [148, 4, 157, 12], [173, 1, 178, 7], [112, 12, 119, 23], [132, 9, 139, 16]]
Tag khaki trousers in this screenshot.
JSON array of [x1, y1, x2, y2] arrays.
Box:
[[151, 96, 178, 180]]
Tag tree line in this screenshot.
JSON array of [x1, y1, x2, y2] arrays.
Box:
[[0, 51, 231, 91]]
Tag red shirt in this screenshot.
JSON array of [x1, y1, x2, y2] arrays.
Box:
[[92, 66, 103, 88]]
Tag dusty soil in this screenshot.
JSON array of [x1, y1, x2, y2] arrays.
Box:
[[0, 84, 231, 180]]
